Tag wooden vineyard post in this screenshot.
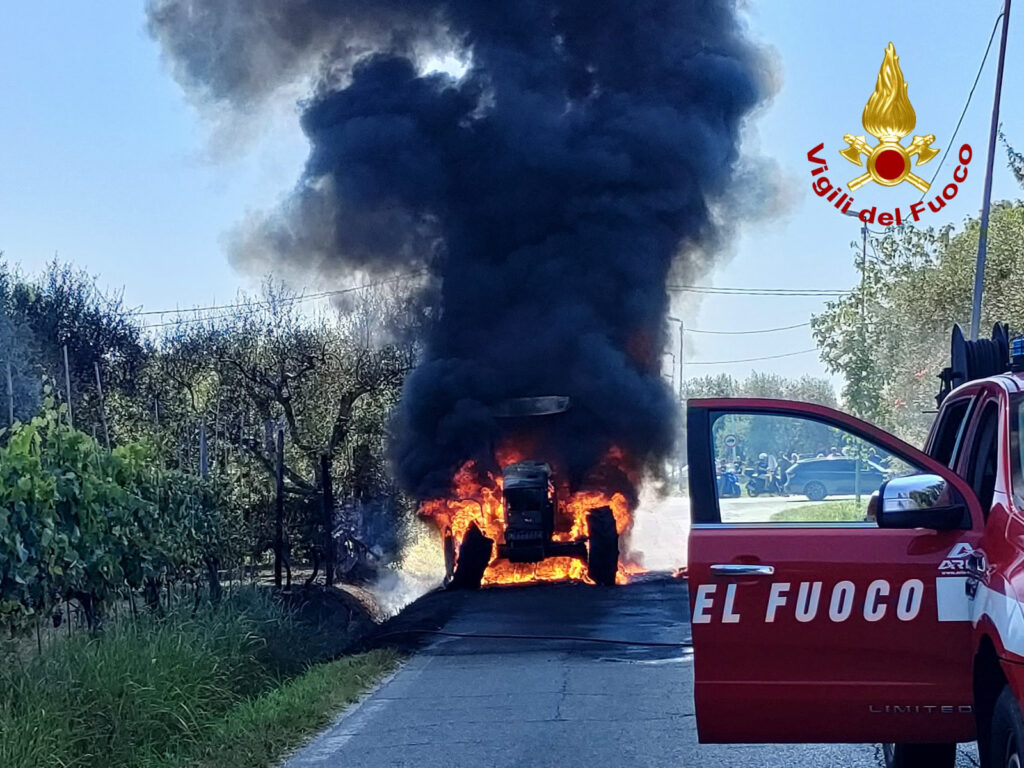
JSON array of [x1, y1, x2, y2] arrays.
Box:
[[199, 416, 209, 478], [5, 359, 13, 427], [62, 344, 73, 427], [321, 454, 335, 586], [94, 361, 110, 450], [274, 426, 284, 589]]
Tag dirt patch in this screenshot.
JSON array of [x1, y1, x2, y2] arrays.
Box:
[[279, 585, 381, 659]]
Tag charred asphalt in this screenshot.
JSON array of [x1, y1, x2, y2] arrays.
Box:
[[284, 578, 979, 768]]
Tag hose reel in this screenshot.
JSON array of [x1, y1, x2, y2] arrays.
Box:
[[936, 323, 1010, 406]]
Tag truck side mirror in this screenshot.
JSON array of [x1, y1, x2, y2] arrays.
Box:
[[876, 474, 970, 530]]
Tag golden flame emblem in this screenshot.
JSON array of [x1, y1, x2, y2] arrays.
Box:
[[840, 42, 938, 191]]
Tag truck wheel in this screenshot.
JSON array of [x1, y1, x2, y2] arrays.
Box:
[[882, 743, 955, 768], [804, 481, 827, 502], [990, 685, 1024, 768], [586, 507, 619, 586], [448, 523, 493, 590]]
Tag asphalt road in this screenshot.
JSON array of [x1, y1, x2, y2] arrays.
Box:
[[284, 578, 979, 768]]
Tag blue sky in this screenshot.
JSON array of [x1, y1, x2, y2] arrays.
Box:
[[1, 1, 1022, 384]]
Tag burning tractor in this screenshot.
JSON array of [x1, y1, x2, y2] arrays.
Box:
[[443, 460, 619, 589], [436, 397, 622, 589]]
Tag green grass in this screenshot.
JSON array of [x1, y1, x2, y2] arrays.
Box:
[[771, 499, 867, 523], [0, 589, 397, 768], [166, 650, 397, 768]]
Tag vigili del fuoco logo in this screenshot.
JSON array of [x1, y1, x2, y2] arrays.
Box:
[[807, 42, 972, 226]]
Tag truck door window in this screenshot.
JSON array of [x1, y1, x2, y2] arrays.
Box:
[[711, 412, 913, 523], [965, 401, 999, 513], [929, 397, 973, 467]]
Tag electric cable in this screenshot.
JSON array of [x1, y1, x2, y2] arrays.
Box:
[[131, 270, 431, 318], [134, 279, 848, 322], [686, 348, 818, 365], [685, 321, 810, 335], [919, 10, 1005, 200], [667, 285, 850, 296]]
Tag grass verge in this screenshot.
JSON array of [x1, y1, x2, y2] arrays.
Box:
[[771, 499, 867, 523], [0, 588, 397, 768], [160, 649, 398, 768]]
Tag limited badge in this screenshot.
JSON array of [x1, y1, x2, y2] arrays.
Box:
[[839, 42, 939, 192]]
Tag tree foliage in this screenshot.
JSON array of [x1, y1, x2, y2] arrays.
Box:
[[126, 282, 418, 576], [680, 372, 838, 464], [0, 258, 144, 435], [0, 257, 419, 592], [812, 201, 1024, 444]]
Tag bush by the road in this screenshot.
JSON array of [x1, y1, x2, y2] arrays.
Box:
[[0, 393, 243, 633], [0, 588, 396, 768]]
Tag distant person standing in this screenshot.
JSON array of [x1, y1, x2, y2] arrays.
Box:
[[766, 453, 779, 494], [777, 452, 792, 495]]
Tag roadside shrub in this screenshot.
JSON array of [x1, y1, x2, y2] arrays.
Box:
[[0, 393, 244, 633]]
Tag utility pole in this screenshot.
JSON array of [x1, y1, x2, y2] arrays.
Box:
[[971, 0, 1012, 340], [669, 316, 684, 402], [843, 209, 868, 505], [664, 352, 676, 391], [668, 316, 685, 490]]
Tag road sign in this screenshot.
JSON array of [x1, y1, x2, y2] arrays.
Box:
[[724, 434, 737, 448]]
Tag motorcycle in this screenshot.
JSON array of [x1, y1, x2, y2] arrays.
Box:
[[717, 467, 742, 498], [745, 468, 781, 497]]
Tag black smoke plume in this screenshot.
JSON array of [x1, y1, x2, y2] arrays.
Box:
[[148, 0, 773, 499]]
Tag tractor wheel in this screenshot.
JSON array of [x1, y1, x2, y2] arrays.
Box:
[[586, 506, 619, 586], [804, 481, 827, 502], [448, 523, 493, 590]]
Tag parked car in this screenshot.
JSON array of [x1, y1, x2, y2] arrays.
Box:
[[785, 457, 887, 501]]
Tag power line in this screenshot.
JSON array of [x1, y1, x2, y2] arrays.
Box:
[[686, 321, 810, 335], [131, 270, 430, 318], [141, 306, 265, 330], [919, 9, 1004, 199], [687, 348, 818, 365], [667, 285, 850, 296], [133, 276, 848, 319], [133, 290, 335, 317]]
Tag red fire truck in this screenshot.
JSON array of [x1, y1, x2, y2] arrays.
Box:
[[685, 325, 1024, 767]]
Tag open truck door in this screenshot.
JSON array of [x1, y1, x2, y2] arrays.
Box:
[[686, 398, 984, 744]]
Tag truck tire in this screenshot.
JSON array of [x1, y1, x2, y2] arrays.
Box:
[[448, 523, 493, 590], [882, 743, 955, 768], [989, 685, 1024, 768], [804, 481, 827, 501], [586, 507, 619, 586]]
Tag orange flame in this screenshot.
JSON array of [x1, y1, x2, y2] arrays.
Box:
[[419, 443, 644, 586], [862, 42, 916, 141]]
